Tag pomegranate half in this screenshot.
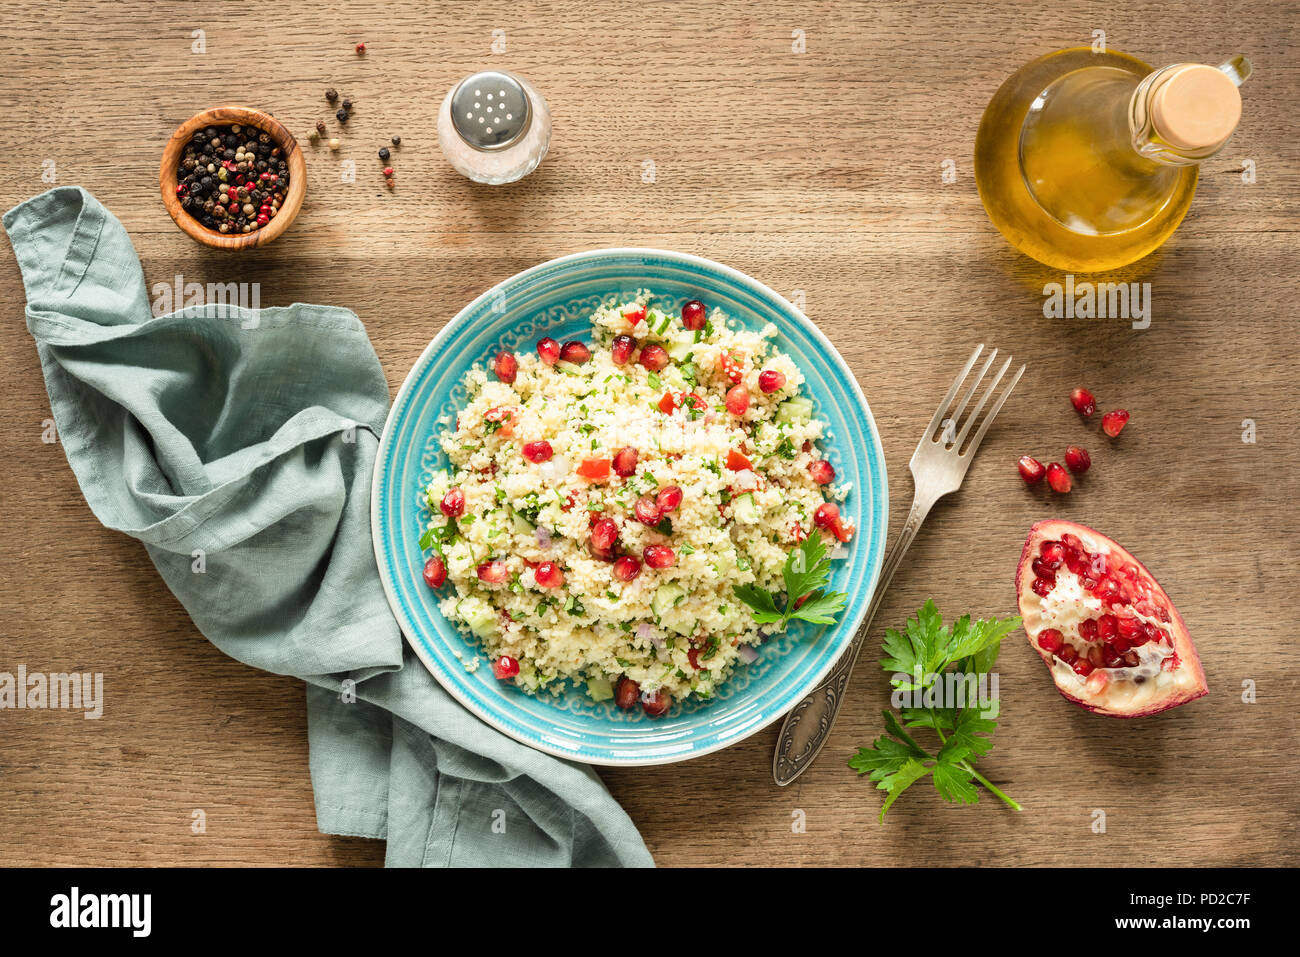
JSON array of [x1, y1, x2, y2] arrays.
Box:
[[1016, 520, 1207, 718]]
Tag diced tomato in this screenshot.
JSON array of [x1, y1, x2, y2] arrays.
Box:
[[830, 518, 853, 543], [641, 689, 671, 718], [576, 457, 610, 482], [623, 304, 647, 326], [658, 392, 677, 414], [484, 406, 517, 437], [687, 647, 701, 670], [790, 521, 806, 543], [717, 349, 745, 384], [683, 392, 707, 412], [725, 449, 752, 472]]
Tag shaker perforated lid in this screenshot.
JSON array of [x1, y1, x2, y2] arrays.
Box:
[[450, 71, 532, 151]]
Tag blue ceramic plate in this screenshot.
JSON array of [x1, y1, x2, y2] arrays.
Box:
[[372, 249, 888, 765]]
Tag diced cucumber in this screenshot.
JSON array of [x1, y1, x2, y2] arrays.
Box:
[[510, 508, 534, 534], [651, 582, 686, 620], [775, 396, 814, 424], [457, 596, 499, 640], [732, 492, 760, 525], [586, 676, 614, 702], [665, 338, 693, 362]]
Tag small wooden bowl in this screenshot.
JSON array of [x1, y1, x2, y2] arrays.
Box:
[[159, 106, 307, 251]]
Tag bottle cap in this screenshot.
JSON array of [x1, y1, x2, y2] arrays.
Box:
[[1149, 64, 1242, 152], [450, 71, 532, 151]]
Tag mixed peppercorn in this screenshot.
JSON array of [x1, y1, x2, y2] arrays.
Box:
[[176, 124, 289, 235]]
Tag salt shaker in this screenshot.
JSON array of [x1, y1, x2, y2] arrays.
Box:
[[437, 70, 551, 185]]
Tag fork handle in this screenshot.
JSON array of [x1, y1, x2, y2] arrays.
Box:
[[771, 492, 936, 786]]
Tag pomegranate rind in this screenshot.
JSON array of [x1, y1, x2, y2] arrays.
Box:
[[1016, 520, 1207, 718]]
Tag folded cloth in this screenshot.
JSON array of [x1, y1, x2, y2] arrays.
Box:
[[4, 186, 652, 867]]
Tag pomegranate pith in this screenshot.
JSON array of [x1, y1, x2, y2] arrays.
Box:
[[1016, 520, 1207, 718]]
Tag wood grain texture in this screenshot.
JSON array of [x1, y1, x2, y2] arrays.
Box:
[[1, 0, 1297, 867]]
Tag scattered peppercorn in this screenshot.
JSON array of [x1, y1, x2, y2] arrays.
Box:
[[315, 120, 327, 136], [378, 147, 390, 161], [175, 124, 289, 235], [382, 166, 394, 177], [328, 137, 340, 151], [355, 42, 366, 54], [308, 129, 320, 143], [336, 109, 349, 123], [385, 177, 395, 189], [341, 98, 353, 110], [391, 135, 401, 146], [325, 88, 338, 102]]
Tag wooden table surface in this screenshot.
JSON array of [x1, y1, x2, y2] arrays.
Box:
[[2, 1, 1297, 867]]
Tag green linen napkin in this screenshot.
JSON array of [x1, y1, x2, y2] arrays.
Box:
[[4, 186, 652, 868]]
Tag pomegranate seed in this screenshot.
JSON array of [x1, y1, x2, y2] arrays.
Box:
[[681, 299, 706, 330], [639, 344, 670, 372], [808, 460, 835, 485], [1096, 614, 1118, 640], [1116, 616, 1142, 639], [612, 446, 639, 477], [1094, 577, 1120, 602], [476, 560, 508, 583], [623, 304, 647, 326], [590, 517, 619, 551], [1073, 658, 1094, 676], [614, 676, 640, 709], [634, 496, 661, 525], [1088, 645, 1105, 667], [440, 487, 465, 517], [1031, 558, 1056, 580], [641, 688, 671, 718], [1031, 577, 1053, 598], [1045, 462, 1072, 493], [1103, 647, 1123, 667], [1101, 409, 1130, 437], [534, 561, 564, 588], [1063, 546, 1089, 575], [537, 337, 560, 365], [493, 351, 518, 384], [612, 556, 642, 582], [1058, 644, 1078, 664], [1018, 455, 1047, 484], [422, 555, 447, 588], [1112, 634, 1131, 653], [559, 341, 591, 365], [758, 369, 786, 394], [522, 440, 554, 463], [611, 335, 636, 366], [643, 545, 677, 569], [1039, 541, 1065, 568], [1070, 387, 1096, 418], [1078, 618, 1099, 642], [1123, 651, 1140, 667], [725, 384, 750, 416], [656, 485, 683, 513], [1064, 445, 1091, 473], [492, 655, 520, 680], [1037, 628, 1064, 653], [813, 502, 840, 530]]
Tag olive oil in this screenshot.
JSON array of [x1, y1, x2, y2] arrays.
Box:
[[975, 48, 1250, 272]]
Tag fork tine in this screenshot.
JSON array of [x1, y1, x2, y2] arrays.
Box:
[[920, 344, 982, 445], [954, 353, 1011, 449], [964, 362, 1026, 455], [944, 347, 997, 442]]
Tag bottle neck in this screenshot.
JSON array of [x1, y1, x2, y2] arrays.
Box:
[[1129, 60, 1247, 167]]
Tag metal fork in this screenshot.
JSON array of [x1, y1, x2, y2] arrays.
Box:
[[772, 344, 1025, 786]]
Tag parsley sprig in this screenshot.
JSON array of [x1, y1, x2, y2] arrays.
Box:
[[850, 601, 1022, 821], [732, 536, 848, 630]]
